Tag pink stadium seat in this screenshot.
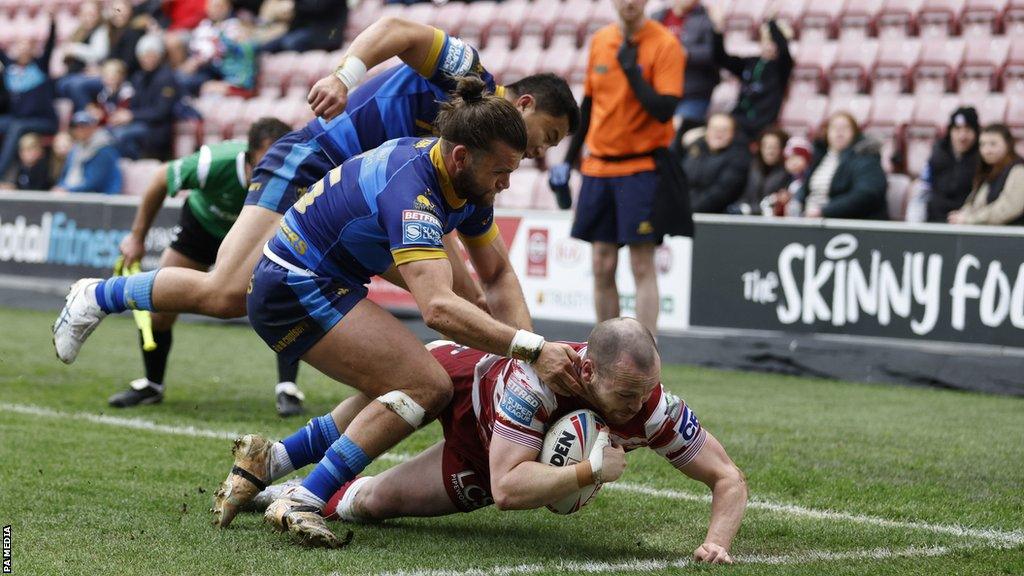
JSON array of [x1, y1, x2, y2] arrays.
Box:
[[958, 36, 1010, 95], [904, 94, 960, 175], [429, 1, 467, 37], [504, 44, 543, 81], [173, 120, 203, 159], [1004, 0, 1024, 34], [258, 51, 299, 96], [886, 174, 912, 220], [583, 0, 617, 38], [877, 0, 924, 38], [773, 0, 809, 34], [866, 94, 916, 173], [1004, 96, 1024, 131], [537, 44, 577, 79], [912, 37, 965, 94], [725, 0, 769, 40], [1000, 36, 1024, 94], [496, 169, 538, 210], [828, 39, 879, 95], [488, 0, 529, 50], [530, 175, 560, 211], [790, 39, 838, 94], [871, 38, 921, 94], [520, 1, 559, 47], [779, 94, 829, 136], [918, 0, 964, 36], [119, 160, 164, 196], [478, 45, 511, 82], [957, 93, 1008, 125], [961, 0, 1008, 34], [801, 0, 845, 40], [839, 0, 886, 38], [827, 95, 873, 127], [345, 0, 381, 43], [460, 1, 498, 49], [551, 0, 594, 47]]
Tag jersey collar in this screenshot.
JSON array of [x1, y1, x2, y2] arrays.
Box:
[[495, 85, 506, 99], [429, 140, 466, 209]]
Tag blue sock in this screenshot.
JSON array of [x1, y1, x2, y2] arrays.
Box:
[[93, 271, 158, 313], [301, 435, 371, 503], [281, 413, 341, 471]]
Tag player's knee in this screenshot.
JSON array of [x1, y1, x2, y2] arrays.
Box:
[[205, 285, 248, 318], [592, 256, 617, 284], [409, 367, 453, 417], [630, 254, 655, 280]]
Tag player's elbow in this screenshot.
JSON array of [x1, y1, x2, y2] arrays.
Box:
[[421, 296, 456, 333], [491, 483, 527, 511], [718, 464, 748, 501]]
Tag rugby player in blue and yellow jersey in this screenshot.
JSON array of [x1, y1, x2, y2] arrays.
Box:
[[54, 17, 579, 365], [211, 78, 582, 547]]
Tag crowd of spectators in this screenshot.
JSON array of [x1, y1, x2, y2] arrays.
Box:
[[0, 0, 349, 194]]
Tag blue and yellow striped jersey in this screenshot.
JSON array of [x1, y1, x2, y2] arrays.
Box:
[[267, 137, 498, 284], [307, 29, 502, 164]]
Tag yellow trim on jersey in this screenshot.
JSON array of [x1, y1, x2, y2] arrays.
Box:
[[494, 85, 506, 99], [430, 140, 466, 209], [416, 28, 447, 78], [392, 247, 448, 266], [458, 223, 499, 248]]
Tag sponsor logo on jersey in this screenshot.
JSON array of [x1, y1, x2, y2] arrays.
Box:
[[450, 470, 493, 511], [499, 382, 541, 426], [414, 138, 433, 149], [402, 210, 443, 245], [678, 405, 700, 441], [247, 182, 262, 192], [272, 320, 308, 353], [413, 194, 436, 213]]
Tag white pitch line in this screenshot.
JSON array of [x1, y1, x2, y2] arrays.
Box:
[[368, 544, 970, 576], [3, 402, 1022, 548]]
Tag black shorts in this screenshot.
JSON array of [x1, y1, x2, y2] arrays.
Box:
[[169, 201, 222, 267]]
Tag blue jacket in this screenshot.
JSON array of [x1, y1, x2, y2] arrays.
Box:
[[0, 20, 57, 121], [58, 130, 122, 194]]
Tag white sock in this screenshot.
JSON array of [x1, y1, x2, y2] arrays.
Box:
[[268, 442, 295, 482], [287, 485, 326, 510], [336, 476, 374, 523]]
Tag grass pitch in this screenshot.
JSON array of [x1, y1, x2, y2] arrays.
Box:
[[1, 307, 1022, 576]]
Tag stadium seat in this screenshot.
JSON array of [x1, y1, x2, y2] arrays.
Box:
[[1005, 0, 1024, 35], [839, 0, 886, 38], [537, 43, 578, 79], [488, 0, 529, 50], [871, 38, 921, 94], [904, 94, 961, 175], [877, 0, 924, 38], [912, 37, 965, 94], [886, 173, 913, 220], [1005, 96, 1024, 142], [583, 0, 617, 38], [119, 159, 164, 196], [958, 36, 1010, 95], [827, 94, 873, 127], [1001, 35, 1024, 94], [961, 0, 1008, 35], [790, 39, 838, 94], [520, 1, 560, 48], [725, 0, 769, 40], [460, 1, 498, 49], [173, 120, 202, 159], [829, 39, 879, 95], [773, 0, 810, 35], [478, 45, 511, 82], [866, 94, 916, 173], [551, 0, 594, 47], [800, 0, 844, 40], [496, 168, 538, 210], [428, 1, 467, 37], [779, 94, 829, 136], [918, 0, 964, 36], [504, 43, 543, 81], [958, 93, 1008, 124], [258, 52, 299, 96]]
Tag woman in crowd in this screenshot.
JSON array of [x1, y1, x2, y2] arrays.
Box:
[[947, 124, 1024, 226], [728, 128, 789, 214], [796, 112, 887, 219]]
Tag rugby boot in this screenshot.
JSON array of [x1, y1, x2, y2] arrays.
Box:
[[108, 379, 164, 408], [245, 478, 302, 513], [275, 382, 305, 418], [211, 434, 273, 528], [53, 279, 107, 364], [265, 492, 353, 548]]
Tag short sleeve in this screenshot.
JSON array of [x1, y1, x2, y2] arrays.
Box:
[[166, 149, 202, 197], [652, 35, 685, 98], [377, 178, 448, 266], [644, 386, 707, 469], [456, 206, 498, 248], [493, 363, 557, 452]]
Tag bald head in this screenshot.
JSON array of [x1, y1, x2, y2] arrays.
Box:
[[587, 317, 659, 374]]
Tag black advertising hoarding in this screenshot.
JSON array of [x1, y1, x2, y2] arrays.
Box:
[[690, 216, 1024, 348], [0, 192, 182, 279]]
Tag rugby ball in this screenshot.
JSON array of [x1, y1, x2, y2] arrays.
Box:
[[539, 409, 607, 515]]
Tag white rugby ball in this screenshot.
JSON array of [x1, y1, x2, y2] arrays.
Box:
[[539, 409, 606, 515]]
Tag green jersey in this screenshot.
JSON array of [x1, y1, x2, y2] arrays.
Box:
[[166, 141, 249, 238]]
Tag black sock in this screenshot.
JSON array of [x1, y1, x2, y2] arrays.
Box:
[[277, 354, 299, 384], [141, 329, 173, 386]]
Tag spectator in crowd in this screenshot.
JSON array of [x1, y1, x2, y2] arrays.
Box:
[[108, 0, 149, 75], [0, 134, 52, 191], [728, 127, 788, 214], [178, 0, 258, 97], [550, 0, 684, 336], [796, 112, 887, 219], [0, 13, 58, 178], [87, 59, 135, 125], [681, 113, 750, 213], [63, 1, 110, 74], [53, 111, 122, 194], [260, 0, 347, 53], [948, 124, 1024, 226], [920, 107, 981, 223], [110, 35, 178, 160], [653, 0, 718, 134], [709, 8, 793, 142]]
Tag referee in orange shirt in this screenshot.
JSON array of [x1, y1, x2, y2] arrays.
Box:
[[549, 0, 685, 336]]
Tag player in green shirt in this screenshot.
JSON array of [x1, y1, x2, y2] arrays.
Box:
[[111, 118, 301, 416]]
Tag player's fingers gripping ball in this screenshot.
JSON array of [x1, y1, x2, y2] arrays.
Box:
[[539, 410, 611, 515]]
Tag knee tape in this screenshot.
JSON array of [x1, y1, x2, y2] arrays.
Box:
[[376, 391, 427, 429]]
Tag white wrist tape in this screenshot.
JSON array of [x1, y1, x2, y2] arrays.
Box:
[[508, 329, 545, 363], [334, 56, 367, 90], [376, 390, 427, 429], [588, 430, 610, 486]]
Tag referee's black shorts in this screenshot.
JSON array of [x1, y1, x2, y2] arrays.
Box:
[[168, 201, 222, 267]]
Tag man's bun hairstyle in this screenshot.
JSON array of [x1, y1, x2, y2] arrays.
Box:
[[437, 77, 528, 153]]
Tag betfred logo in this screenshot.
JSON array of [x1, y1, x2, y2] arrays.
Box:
[[526, 228, 548, 277]]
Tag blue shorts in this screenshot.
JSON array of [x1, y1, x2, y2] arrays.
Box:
[[245, 126, 339, 214], [571, 171, 660, 245], [247, 256, 368, 365]]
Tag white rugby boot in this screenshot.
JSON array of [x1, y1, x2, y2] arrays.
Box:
[[52, 278, 107, 364]]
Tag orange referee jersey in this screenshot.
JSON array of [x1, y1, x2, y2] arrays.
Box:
[[581, 20, 685, 178]]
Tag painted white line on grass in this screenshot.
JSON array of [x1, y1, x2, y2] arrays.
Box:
[[4, 402, 1022, 549], [368, 544, 968, 576]]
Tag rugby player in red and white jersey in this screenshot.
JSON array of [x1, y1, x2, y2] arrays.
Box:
[[255, 318, 747, 564]]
